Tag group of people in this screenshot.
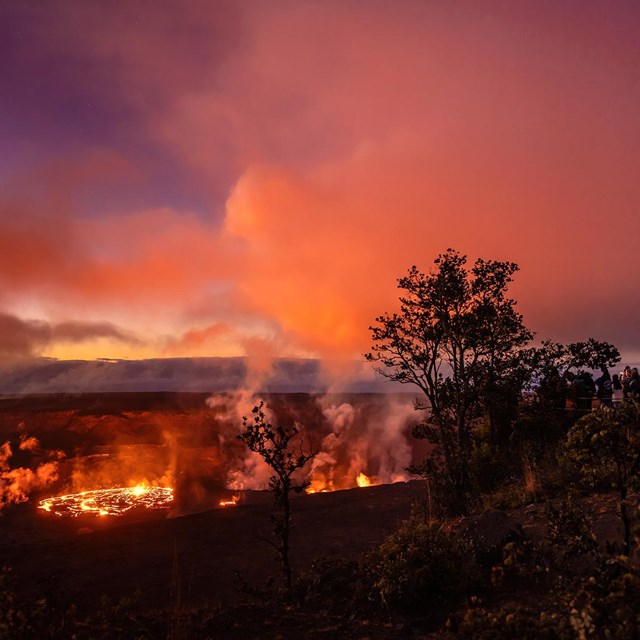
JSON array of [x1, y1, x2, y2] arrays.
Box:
[[570, 365, 640, 410]]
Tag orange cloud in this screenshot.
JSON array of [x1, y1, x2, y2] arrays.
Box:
[[1, 2, 639, 361], [164, 322, 235, 357]]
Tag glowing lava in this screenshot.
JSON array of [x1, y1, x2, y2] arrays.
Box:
[[307, 473, 376, 494], [219, 495, 240, 507], [38, 485, 174, 517], [356, 472, 373, 487]]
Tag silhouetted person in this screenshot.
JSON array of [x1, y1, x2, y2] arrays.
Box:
[[571, 373, 594, 413], [612, 374, 623, 406], [622, 366, 632, 399], [596, 368, 613, 407], [584, 372, 596, 410], [629, 368, 640, 400], [538, 367, 568, 410]]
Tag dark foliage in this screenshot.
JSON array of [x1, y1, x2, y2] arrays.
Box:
[[455, 603, 573, 639], [367, 249, 532, 513], [564, 404, 640, 554], [293, 556, 368, 615], [238, 401, 314, 593], [363, 516, 480, 616]]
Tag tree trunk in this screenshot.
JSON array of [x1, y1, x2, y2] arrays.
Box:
[[620, 487, 631, 556], [282, 489, 292, 594]]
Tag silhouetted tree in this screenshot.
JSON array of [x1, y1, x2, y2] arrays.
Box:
[[366, 249, 532, 513], [509, 338, 619, 461], [238, 402, 314, 594], [525, 339, 620, 417], [527, 339, 620, 396]]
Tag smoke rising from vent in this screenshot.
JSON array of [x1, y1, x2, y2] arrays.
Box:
[[0, 436, 64, 508], [307, 396, 418, 493], [206, 349, 278, 493], [199, 356, 422, 495], [1, 358, 423, 515]]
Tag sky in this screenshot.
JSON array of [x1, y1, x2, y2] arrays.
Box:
[[1, 0, 639, 365]]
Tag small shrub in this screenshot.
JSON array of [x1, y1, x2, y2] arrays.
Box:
[[0, 565, 81, 640], [0, 566, 32, 640], [456, 553, 640, 639], [455, 603, 573, 639], [545, 497, 598, 562], [91, 589, 144, 637], [542, 448, 583, 496], [469, 442, 508, 494], [408, 454, 464, 517], [293, 556, 367, 614], [567, 555, 640, 640], [564, 405, 640, 492], [564, 404, 640, 553], [482, 483, 531, 511], [489, 539, 550, 590], [363, 517, 479, 616]]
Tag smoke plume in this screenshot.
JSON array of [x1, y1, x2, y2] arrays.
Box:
[[307, 396, 417, 492], [0, 437, 63, 508]]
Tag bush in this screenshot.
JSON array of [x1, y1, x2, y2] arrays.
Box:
[[567, 555, 640, 640], [455, 603, 573, 639], [363, 517, 479, 616], [0, 566, 33, 640], [293, 556, 367, 614], [564, 405, 640, 553], [0, 565, 85, 640], [564, 405, 640, 490], [454, 555, 640, 640], [545, 497, 598, 563], [541, 448, 584, 496], [482, 483, 532, 511], [469, 442, 509, 494], [0, 565, 152, 640]]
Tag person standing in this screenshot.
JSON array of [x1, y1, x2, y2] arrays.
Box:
[[622, 366, 632, 400], [629, 368, 640, 400], [595, 368, 613, 408], [612, 373, 624, 406], [572, 373, 594, 412]]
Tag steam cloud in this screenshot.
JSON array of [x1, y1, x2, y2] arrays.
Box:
[[206, 350, 280, 493], [0, 391, 420, 514], [204, 354, 421, 495], [0, 346, 418, 514], [0, 436, 64, 508], [307, 396, 417, 492]]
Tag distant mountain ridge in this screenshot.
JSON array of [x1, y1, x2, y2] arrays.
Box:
[[0, 357, 397, 395]]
